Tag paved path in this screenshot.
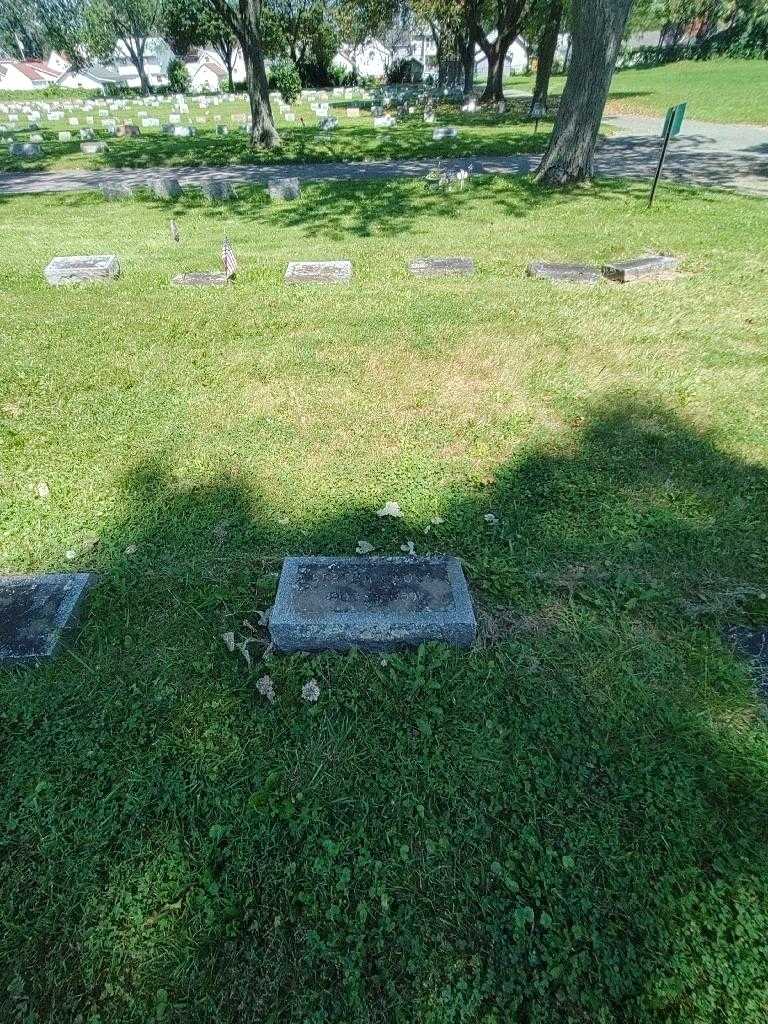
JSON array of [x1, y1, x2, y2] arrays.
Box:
[[0, 114, 765, 197]]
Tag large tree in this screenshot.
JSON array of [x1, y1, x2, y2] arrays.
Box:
[[208, 0, 280, 146], [528, 0, 563, 113], [85, 0, 164, 94], [0, 1, 46, 58], [535, 0, 633, 186], [163, 0, 239, 90], [467, 0, 531, 103]]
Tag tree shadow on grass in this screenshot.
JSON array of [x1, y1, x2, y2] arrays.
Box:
[[3, 396, 768, 1022]]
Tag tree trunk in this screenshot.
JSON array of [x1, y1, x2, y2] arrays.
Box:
[[479, 41, 506, 103], [134, 49, 152, 95], [530, 0, 563, 113], [535, 0, 633, 187], [459, 35, 475, 94], [238, 0, 278, 148]]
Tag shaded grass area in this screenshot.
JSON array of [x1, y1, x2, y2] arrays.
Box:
[[0, 98, 549, 174], [1, 178, 768, 1022], [511, 57, 768, 124]]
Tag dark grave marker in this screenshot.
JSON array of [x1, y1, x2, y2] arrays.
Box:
[[0, 573, 95, 665], [269, 555, 476, 652]]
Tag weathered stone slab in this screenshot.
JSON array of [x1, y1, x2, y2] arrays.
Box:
[[285, 260, 352, 284], [432, 126, 459, 140], [200, 178, 234, 201], [268, 176, 300, 200], [527, 261, 601, 285], [0, 572, 96, 664], [100, 182, 133, 201], [269, 555, 476, 652], [726, 625, 768, 692], [149, 175, 182, 200], [81, 141, 106, 154], [172, 271, 229, 287], [44, 255, 120, 285], [409, 257, 475, 277], [602, 255, 680, 283], [116, 124, 140, 137], [10, 142, 41, 157]]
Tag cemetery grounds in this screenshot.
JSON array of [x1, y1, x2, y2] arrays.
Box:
[[1, 169, 768, 1022]]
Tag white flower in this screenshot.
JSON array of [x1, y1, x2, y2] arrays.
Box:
[[124, 544, 137, 556], [400, 540, 416, 555], [484, 513, 499, 525], [356, 540, 375, 554], [302, 679, 320, 703], [430, 516, 444, 526], [377, 500, 403, 518], [35, 481, 50, 499], [257, 674, 276, 702], [65, 549, 77, 561]]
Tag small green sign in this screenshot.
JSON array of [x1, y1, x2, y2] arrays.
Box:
[[662, 102, 687, 139]]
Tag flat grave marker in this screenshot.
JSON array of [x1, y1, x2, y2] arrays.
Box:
[[602, 255, 680, 283], [409, 257, 475, 277], [172, 271, 229, 287], [0, 573, 95, 665], [44, 255, 121, 285], [527, 261, 601, 285], [269, 555, 476, 652], [285, 260, 352, 285]]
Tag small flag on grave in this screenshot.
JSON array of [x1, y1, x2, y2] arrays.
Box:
[[170, 219, 180, 242], [222, 234, 238, 280]]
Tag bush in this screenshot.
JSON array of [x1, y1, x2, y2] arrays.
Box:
[[385, 57, 424, 85], [167, 57, 190, 94], [269, 58, 302, 103]]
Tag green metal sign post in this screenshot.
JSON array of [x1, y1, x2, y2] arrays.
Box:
[[648, 101, 687, 207]]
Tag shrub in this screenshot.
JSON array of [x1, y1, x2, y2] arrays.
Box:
[[167, 57, 190, 94], [269, 59, 302, 103], [385, 57, 424, 85]]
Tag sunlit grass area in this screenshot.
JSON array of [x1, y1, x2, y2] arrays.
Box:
[[511, 57, 768, 124], [0, 96, 549, 174], [1, 177, 768, 1022]]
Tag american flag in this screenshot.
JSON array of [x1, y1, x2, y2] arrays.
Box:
[[222, 235, 238, 280]]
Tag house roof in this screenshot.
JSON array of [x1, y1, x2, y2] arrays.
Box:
[[0, 60, 58, 83]]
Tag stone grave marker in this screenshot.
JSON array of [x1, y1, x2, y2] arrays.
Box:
[[409, 257, 475, 277], [10, 142, 41, 157], [268, 177, 301, 201], [100, 182, 133, 200], [602, 255, 680, 283], [269, 555, 476, 652], [200, 178, 234, 201], [527, 261, 601, 285], [44, 255, 121, 285], [117, 124, 140, 137], [0, 573, 96, 664], [149, 175, 182, 200], [433, 126, 459, 140], [81, 141, 106, 154], [57, 130, 72, 142], [285, 260, 352, 284], [172, 271, 229, 287]]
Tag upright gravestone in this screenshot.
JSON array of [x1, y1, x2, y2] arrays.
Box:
[[269, 555, 476, 652], [200, 179, 234, 201], [0, 573, 96, 664], [149, 175, 182, 200], [100, 182, 133, 201], [268, 177, 301, 201]]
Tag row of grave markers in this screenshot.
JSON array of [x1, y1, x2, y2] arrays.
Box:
[[43, 253, 681, 287]]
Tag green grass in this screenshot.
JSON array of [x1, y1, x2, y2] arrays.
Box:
[[0, 96, 548, 173], [2, 176, 768, 1022], [511, 57, 768, 124]]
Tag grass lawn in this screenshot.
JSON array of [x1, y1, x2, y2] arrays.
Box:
[[2, 176, 768, 1022], [510, 58, 768, 125], [0, 97, 548, 174]]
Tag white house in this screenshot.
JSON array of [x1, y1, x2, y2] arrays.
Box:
[[115, 60, 168, 89], [186, 57, 228, 92], [0, 60, 58, 90]]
